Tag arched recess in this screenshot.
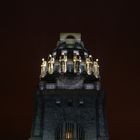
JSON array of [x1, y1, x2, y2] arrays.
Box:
[[55, 122, 85, 140]]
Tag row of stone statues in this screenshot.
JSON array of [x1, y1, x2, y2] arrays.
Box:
[[40, 53, 99, 78]]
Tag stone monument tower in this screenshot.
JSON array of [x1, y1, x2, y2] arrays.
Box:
[[29, 33, 109, 140]]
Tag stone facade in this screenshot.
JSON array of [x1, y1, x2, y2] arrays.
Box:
[[30, 89, 109, 140]]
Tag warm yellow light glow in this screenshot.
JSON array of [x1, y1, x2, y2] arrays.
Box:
[[89, 55, 92, 58], [65, 132, 73, 139], [96, 58, 99, 62]]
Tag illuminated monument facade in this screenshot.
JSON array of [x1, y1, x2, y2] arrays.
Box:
[[30, 33, 109, 140]]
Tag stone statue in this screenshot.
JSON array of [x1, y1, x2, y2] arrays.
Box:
[[40, 58, 47, 78], [48, 54, 55, 74], [93, 59, 100, 78], [73, 53, 81, 73], [86, 55, 93, 75], [59, 53, 67, 73]]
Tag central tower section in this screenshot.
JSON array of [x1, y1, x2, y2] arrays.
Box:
[[30, 33, 109, 140]]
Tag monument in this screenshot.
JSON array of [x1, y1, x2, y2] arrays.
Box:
[[29, 33, 109, 140]]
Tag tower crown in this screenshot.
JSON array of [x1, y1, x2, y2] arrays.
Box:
[[40, 33, 100, 79]]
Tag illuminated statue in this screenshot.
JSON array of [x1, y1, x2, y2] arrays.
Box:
[[73, 53, 81, 73], [48, 54, 55, 74], [40, 58, 47, 78], [59, 53, 67, 73], [86, 55, 93, 75], [93, 59, 100, 78]]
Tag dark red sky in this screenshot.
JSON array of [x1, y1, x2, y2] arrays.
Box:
[[0, 0, 140, 140]]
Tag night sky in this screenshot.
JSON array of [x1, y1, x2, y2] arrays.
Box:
[[0, 0, 140, 140]]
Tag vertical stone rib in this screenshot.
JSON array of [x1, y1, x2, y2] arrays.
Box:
[[31, 91, 43, 137]]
